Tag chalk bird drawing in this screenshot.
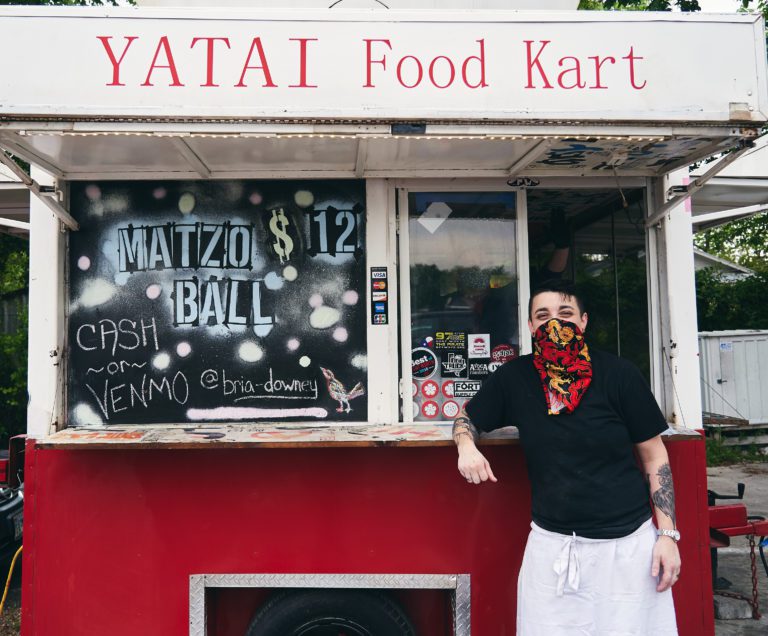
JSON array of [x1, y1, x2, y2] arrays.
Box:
[[320, 367, 365, 413]]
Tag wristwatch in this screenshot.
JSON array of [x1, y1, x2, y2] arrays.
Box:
[[657, 528, 680, 542]]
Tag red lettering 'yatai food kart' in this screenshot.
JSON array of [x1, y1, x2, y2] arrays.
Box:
[[1, 3, 766, 634]]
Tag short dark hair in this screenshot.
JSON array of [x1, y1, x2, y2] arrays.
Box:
[[528, 280, 586, 319]]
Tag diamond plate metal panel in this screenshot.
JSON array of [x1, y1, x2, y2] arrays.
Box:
[[454, 574, 471, 636], [199, 573, 459, 590], [189, 575, 206, 636], [190, 573, 470, 635]]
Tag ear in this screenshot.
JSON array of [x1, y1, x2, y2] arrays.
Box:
[[527, 319, 534, 336], [581, 312, 588, 332]]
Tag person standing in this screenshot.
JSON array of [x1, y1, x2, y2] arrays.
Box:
[[453, 280, 680, 635]]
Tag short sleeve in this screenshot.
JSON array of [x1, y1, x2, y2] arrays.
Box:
[[617, 360, 669, 443], [465, 367, 511, 433]]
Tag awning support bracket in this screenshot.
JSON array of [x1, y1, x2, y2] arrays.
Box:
[[0, 148, 79, 231], [644, 138, 756, 228]]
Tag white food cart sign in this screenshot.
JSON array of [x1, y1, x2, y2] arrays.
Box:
[[0, 8, 766, 123]]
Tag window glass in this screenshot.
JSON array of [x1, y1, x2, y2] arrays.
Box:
[[407, 192, 517, 422], [527, 189, 650, 380]]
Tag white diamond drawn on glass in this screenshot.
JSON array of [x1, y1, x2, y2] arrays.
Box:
[[417, 202, 452, 234]]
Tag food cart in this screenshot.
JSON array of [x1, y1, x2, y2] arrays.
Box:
[[1, 3, 766, 634]]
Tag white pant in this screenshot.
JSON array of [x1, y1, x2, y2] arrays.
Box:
[[517, 519, 678, 636]]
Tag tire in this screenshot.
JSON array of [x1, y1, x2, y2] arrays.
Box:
[[245, 589, 417, 636]]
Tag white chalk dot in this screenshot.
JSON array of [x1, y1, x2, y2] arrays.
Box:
[[153, 352, 171, 370], [310, 306, 341, 330], [79, 279, 116, 307], [146, 284, 162, 299], [178, 193, 196, 214], [91, 203, 105, 217], [309, 293, 324, 308], [77, 256, 91, 271], [238, 341, 264, 363], [351, 354, 368, 370], [294, 190, 315, 208], [153, 187, 167, 199], [283, 265, 298, 282], [264, 271, 284, 291], [249, 192, 263, 205], [176, 342, 192, 357], [299, 356, 311, 368], [85, 185, 101, 201], [74, 403, 103, 427], [105, 195, 129, 214], [342, 290, 359, 305], [287, 338, 300, 351], [333, 327, 348, 342]]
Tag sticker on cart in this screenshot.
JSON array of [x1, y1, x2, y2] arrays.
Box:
[[468, 334, 490, 358], [442, 400, 460, 419], [441, 380, 455, 398], [370, 266, 388, 325], [491, 344, 517, 365], [412, 381, 419, 397], [469, 361, 490, 379], [434, 331, 467, 351], [412, 401, 420, 418], [421, 400, 439, 419], [421, 379, 439, 398], [454, 380, 481, 398], [412, 347, 438, 379], [441, 352, 467, 378]]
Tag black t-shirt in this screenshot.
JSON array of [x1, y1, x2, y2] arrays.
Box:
[[466, 349, 669, 539]]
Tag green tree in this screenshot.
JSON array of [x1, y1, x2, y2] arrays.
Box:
[[0, 235, 28, 444], [696, 268, 768, 331], [694, 212, 768, 273], [0, 1, 124, 5], [578, 1, 700, 10]]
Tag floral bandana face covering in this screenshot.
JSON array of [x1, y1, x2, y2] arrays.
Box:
[[532, 318, 592, 415]]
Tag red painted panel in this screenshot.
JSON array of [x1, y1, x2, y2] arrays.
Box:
[[21, 437, 712, 635], [708, 504, 748, 529]]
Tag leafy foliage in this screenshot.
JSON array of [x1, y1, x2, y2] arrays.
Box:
[[0, 236, 28, 444], [0, 1, 125, 5], [694, 211, 768, 273], [696, 267, 768, 331], [578, 0, 700, 10]]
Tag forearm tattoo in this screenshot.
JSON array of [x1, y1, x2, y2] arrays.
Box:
[[452, 416, 479, 445], [648, 463, 677, 528]]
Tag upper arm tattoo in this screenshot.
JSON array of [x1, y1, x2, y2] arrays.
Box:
[[452, 413, 479, 445], [648, 462, 676, 527]]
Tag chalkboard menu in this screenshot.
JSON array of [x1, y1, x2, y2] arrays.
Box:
[[67, 180, 367, 425]]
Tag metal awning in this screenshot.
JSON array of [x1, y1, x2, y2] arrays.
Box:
[[0, 122, 756, 180]]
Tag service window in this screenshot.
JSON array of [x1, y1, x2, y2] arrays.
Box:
[[405, 192, 519, 422], [67, 180, 367, 426]]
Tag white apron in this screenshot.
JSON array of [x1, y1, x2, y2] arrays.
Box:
[[516, 518, 678, 636]]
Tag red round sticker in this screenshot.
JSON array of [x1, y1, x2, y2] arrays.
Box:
[[442, 400, 460, 419], [491, 344, 518, 364], [421, 400, 439, 419], [442, 381, 455, 398], [421, 380, 439, 399]]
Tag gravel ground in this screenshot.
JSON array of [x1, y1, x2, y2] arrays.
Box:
[[708, 463, 768, 636]]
